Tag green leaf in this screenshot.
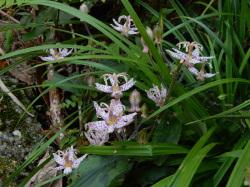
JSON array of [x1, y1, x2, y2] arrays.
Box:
[[153, 127, 215, 187], [79, 143, 188, 156], [226, 139, 250, 187], [69, 155, 132, 187], [152, 120, 182, 144]]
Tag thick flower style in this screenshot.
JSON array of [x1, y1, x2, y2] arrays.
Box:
[[85, 99, 137, 133], [95, 73, 136, 99], [53, 146, 87, 174], [146, 84, 167, 107], [40, 48, 73, 61], [84, 128, 109, 146], [111, 15, 138, 37]]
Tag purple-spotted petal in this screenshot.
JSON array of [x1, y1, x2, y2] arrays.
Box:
[[120, 78, 135, 92], [93, 101, 108, 120], [188, 67, 199, 75], [95, 83, 112, 93], [115, 112, 137, 129], [40, 56, 55, 61], [67, 146, 75, 161], [110, 99, 124, 116], [85, 121, 108, 132], [72, 154, 87, 168], [53, 153, 65, 166]]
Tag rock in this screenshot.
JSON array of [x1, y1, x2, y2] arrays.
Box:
[[0, 76, 43, 182]]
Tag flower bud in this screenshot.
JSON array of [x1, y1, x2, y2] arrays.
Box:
[[129, 89, 141, 112], [153, 24, 163, 45], [80, 3, 89, 14], [141, 27, 154, 53], [140, 104, 148, 118], [85, 75, 96, 86]]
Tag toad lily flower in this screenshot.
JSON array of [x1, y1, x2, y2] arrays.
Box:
[[111, 15, 138, 37], [85, 99, 137, 133], [40, 48, 73, 61], [84, 128, 109, 146], [53, 146, 87, 175], [146, 84, 167, 107], [166, 41, 214, 65], [189, 65, 215, 81], [166, 41, 215, 79], [95, 73, 136, 99]]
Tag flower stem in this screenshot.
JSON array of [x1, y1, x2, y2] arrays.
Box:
[[165, 63, 182, 102]]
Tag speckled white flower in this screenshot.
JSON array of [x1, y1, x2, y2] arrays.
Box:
[[85, 99, 137, 133], [95, 73, 136, 99], [188, 66, 215, 80], [111, 15, 138, 37], [84, 128, 109, 145], [40, 48, 73, 61], [53, 146, 87, 175], [146, 84, 167, 107], [166, 41, 215, 79], [166, 41, 214, 65]]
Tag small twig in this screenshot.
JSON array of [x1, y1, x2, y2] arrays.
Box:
[[0, 79, 34, 117], [0, 9, 20, 23], [0, 47, 34, 117]]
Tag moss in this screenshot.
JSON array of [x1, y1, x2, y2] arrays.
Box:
[[0, 156, 17, 180]]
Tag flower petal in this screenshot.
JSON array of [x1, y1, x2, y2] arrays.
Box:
[[55, 166, 64, 171], [110, 99, 125, 116], [63, 167, 72, 174], [93, 101, 108, 120], [188, 67, 199, 75], [85, 129, 109, 145], [115, 112, 137, 129], [67, 146, 75, 161], [166, 49, 184, 60], [40, 56, 55, 61], [53, 153, 65, 166], [95, 83, 112, 93], [72, 154, 87, 168], [85, 121, 108, 132], [204, 73, 216, 78], [120, 78, 135, 92], [60, 48, 73, 57]]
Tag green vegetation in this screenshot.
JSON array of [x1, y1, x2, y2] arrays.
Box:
[[0, 0, 249, 186]]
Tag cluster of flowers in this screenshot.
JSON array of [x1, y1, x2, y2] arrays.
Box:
[[39, 48, 168, 175], [84, 73, 137, 145], [111, 15, 215, 80], [38, 14, 216, 176]]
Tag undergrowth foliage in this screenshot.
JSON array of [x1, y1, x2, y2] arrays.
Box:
[[0, 0, 249, 186]]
